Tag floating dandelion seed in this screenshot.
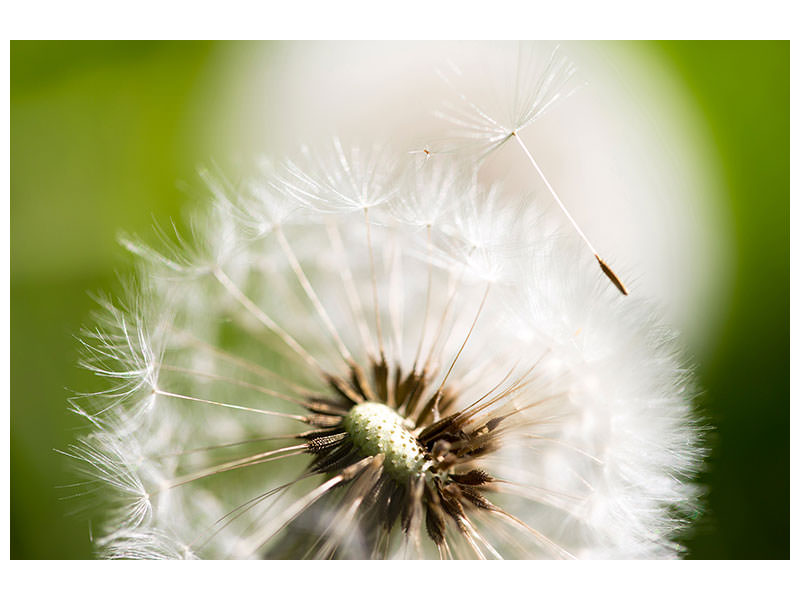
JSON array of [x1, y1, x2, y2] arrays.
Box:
[[67, 44, 703, 559], [434, 43, 628, 295]]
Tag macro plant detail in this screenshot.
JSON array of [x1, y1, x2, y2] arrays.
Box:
[[67, 43, 703, 559]]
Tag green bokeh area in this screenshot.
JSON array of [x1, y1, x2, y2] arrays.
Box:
[[10, 41, 788, 559], [656, 41, 789, 559]]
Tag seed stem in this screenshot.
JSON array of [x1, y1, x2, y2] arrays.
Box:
[[512, 131, 628, 295], [364, 208, 387, 359]]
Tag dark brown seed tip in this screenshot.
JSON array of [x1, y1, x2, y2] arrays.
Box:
[[595, 255, 628, 296], [449, 469, 493, 486]]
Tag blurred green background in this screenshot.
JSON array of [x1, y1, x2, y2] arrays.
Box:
[[10, 41, 788, 559]]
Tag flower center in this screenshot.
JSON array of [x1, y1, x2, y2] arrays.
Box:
[[343, 402, 427, 481]]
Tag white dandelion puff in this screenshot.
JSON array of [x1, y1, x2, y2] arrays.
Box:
[[70, 161, 702, 559], [68, 44, 703, 560], [434, 42, 579, 160], [390, 157, 469, 229], [221, 159, 308, 239], [275, 137, 401, 213], [75, 287, 167, 425]]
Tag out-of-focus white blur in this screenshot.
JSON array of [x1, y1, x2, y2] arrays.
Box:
[[208, 41, 732, 359]]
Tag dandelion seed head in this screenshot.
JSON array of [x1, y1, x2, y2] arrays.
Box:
[[69, 44, 703, 560]]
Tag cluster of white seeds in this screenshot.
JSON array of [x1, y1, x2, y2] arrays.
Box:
[[67, 42, 704, 560]]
